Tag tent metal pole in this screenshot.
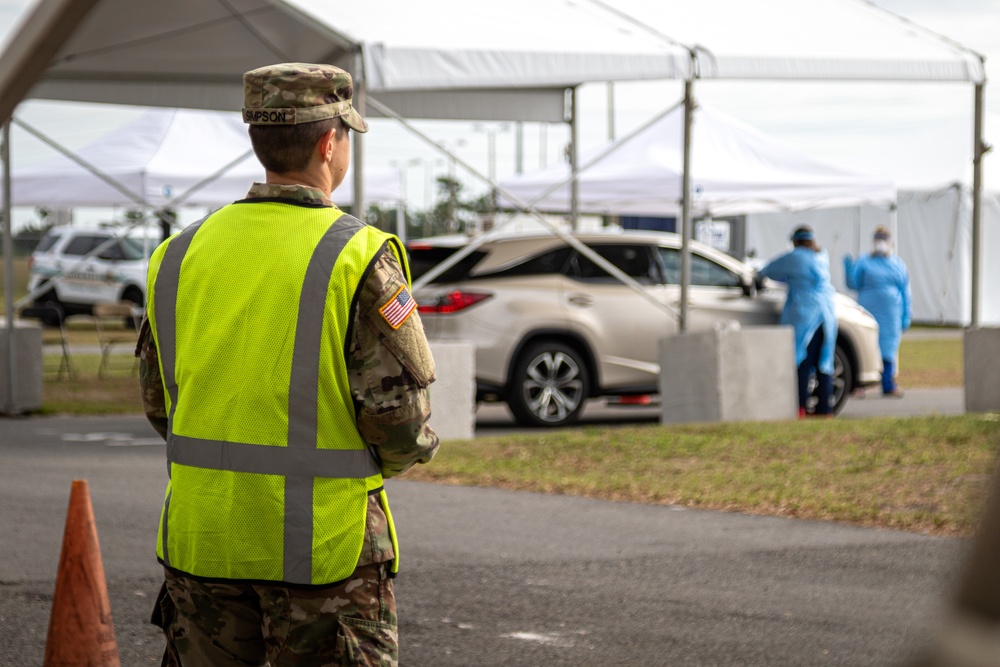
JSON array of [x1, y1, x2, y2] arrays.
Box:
[[353, 51, 366, 221], [679, 78, 694, 332], [970, 81, 985, 329], [570, 86, 580, 232], [2, 119, 18, 416], [515, 122, 524, 175], [607, 82, 616, 141]]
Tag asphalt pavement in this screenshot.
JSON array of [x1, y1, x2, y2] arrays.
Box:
[[0, 391, 972, 666]]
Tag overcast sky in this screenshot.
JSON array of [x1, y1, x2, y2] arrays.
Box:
[[0, 0, 997, 216]]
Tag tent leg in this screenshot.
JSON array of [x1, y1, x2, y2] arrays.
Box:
[[569, 86, 580, 232], [679, 78, 695, 332], [353, 51, 366, 221], [970, 81, 985, 329], [2, 119, 19, 416]]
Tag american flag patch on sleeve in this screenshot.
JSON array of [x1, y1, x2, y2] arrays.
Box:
[[379, 285, 417, 329]]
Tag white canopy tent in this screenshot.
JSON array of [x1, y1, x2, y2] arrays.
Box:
[[3, 107, 402, 208], [498, 103, 896, 218]]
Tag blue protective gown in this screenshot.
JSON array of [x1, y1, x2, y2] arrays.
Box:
[[759, 247, 839, 375], [844, 252, 911, 361]]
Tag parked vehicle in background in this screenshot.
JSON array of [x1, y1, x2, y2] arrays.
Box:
[[409, 230, 882, 427], [27, 226, 155, 323]]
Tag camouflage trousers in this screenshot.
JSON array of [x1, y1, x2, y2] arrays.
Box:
[[151, 563, 398, 666]]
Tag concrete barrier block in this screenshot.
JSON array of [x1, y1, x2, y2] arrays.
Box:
[[964, 328, 1000, 413], [428, 341, 476, 441], [659, 326, 797, 424], [0, 320, 43, 414]]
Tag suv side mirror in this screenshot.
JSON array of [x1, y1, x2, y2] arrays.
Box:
[[740, 275, 757, 298]]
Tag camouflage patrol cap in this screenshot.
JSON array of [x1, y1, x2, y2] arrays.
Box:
[[242, 62, 369, 133]]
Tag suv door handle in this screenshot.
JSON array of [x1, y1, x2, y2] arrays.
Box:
[[567, 293, 593, 307]]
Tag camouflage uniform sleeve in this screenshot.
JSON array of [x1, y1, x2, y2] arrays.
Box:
[[134, 316, 168, 441], [348, 248, 439, 478]]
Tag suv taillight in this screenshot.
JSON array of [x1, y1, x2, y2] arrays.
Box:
[[418, 290, 492, 314]]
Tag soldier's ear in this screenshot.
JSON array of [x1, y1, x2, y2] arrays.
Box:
[[317, 127, 337, 162]]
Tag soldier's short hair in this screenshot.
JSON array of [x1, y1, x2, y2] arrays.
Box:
[[248, 119, 340, 174]]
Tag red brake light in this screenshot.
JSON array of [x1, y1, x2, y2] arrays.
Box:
[[418, 290, 492, 314]]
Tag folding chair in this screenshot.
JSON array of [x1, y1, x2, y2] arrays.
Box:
[[19, 303, 75, 380], [91, 301, 141, 379]]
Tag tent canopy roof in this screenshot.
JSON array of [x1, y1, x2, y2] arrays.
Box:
[[602, 0, 985, 83], [498, 103, 897, 217], [17, 0, 690, 123], [5, 0, 985, 126]]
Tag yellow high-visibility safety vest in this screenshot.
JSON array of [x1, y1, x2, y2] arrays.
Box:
[[147, 201, 405, 585]]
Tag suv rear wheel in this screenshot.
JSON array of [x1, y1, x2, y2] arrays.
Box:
[[508, 341, 589, 427]]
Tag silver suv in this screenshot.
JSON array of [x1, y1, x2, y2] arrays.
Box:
[[27, 226, 153, 323], [409, 230, 882, 427]]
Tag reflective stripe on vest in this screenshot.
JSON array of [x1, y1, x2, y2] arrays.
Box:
[[153, 212, 380, 584]]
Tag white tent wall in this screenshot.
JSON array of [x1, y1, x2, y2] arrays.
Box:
[[746, 204, 892, 291], [746, 185, 1000, 326]]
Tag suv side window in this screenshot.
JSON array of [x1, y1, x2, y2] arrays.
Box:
[[476, 247, 573, 279], [62, 234, 108, 256], [98, 242, 126, 261], [569, 244, 657, 284], [658, 247, 742, 287]]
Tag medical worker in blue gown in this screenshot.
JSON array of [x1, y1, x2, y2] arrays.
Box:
[[758, 226, 839, 417], [844, 225, 911, 397]]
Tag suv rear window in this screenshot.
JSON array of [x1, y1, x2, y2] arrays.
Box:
[[407, 245, 488, 283], [34, 234, 59, 253]]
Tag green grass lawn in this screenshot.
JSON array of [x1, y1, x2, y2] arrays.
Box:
[[403, 415, 1000, 537], [0, 256, 30, 301], [899, 337, 963, 388]]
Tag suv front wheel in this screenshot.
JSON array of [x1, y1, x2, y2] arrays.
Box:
[[508, 341, 589, 427]]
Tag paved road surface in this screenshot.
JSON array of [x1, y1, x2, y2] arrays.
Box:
[[476, 386, 965, 434], [0, 406, 969, 666]]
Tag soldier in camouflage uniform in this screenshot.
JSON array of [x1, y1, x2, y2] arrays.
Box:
[[136, 63, 438, 666]]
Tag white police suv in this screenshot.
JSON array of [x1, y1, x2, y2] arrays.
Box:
[[27, 226, 155, 322]]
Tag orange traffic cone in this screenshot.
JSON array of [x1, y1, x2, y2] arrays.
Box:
[[43, 479, 120, 666]]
